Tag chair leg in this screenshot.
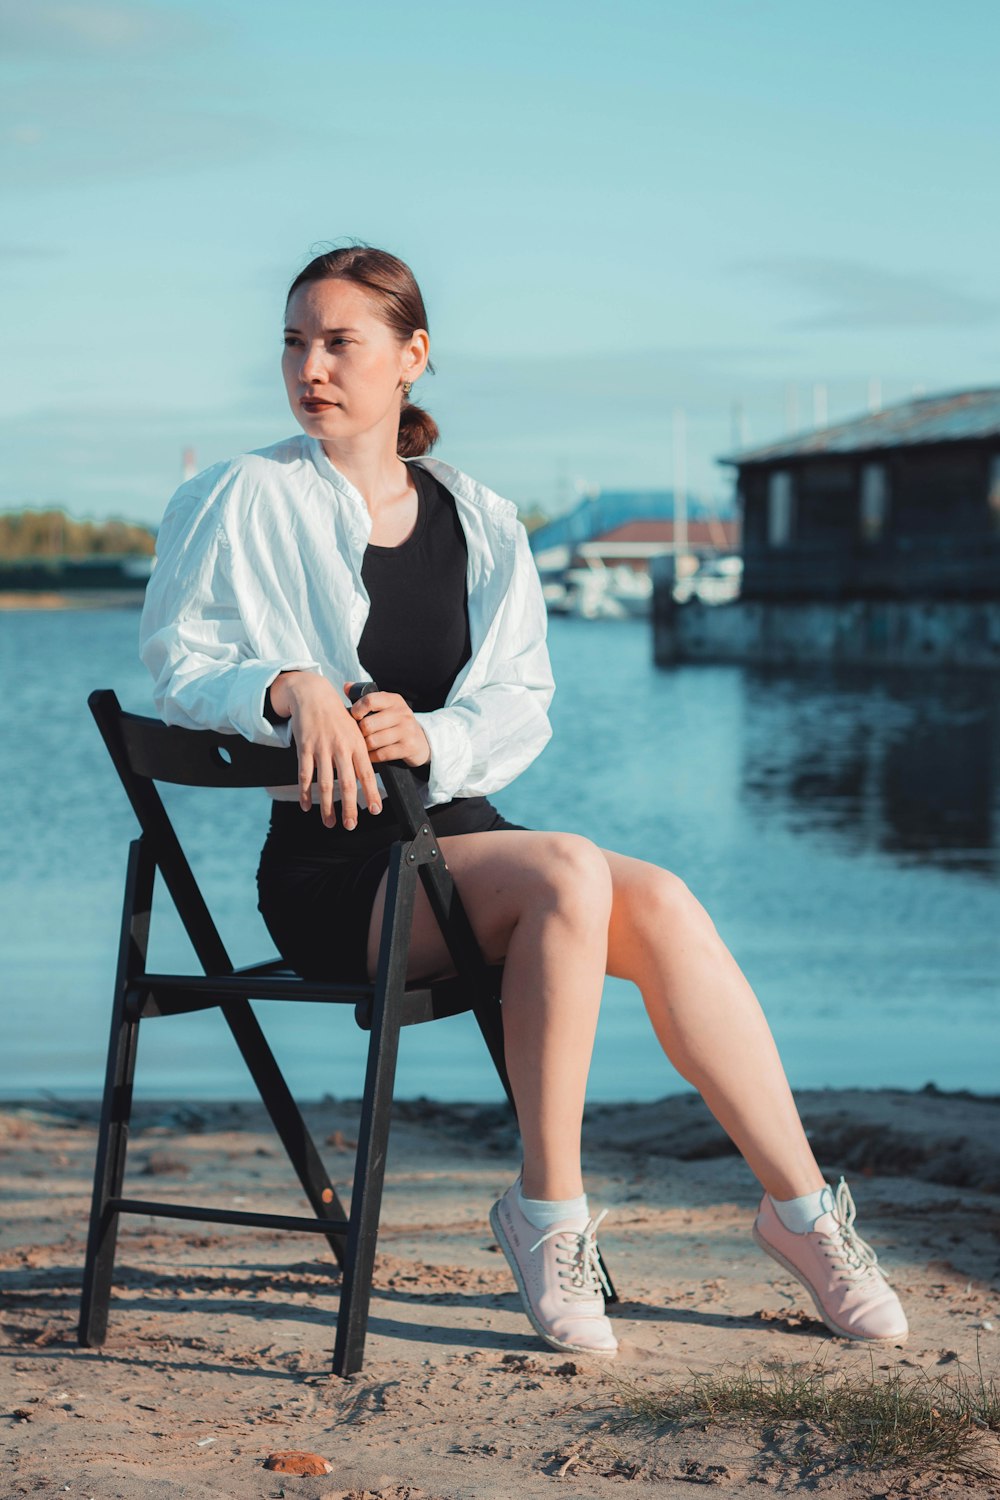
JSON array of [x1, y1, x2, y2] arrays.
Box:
[[219, 1002, 349, 1265], [79, 838, 151, 1347], [332, 847, 414, 1377], [472, 990, 515, 1112]]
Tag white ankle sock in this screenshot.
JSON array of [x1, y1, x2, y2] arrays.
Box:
[[516, 1183, 589, 1231], [770, 1183, 835, 1234]]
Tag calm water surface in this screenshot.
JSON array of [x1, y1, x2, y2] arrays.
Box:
[[2, 607, 997, 1102]]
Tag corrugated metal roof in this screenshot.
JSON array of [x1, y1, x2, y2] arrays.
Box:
[[720, 387, 1000, 466]]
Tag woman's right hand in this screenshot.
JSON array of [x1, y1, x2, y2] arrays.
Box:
[[269, 671, 382, 829]]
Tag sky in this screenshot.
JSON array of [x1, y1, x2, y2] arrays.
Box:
[[1, 0, 998, 524]]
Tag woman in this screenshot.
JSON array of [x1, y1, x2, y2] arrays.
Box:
[[140, 244, 909, 1358]]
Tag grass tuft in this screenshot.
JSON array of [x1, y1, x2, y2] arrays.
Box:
[[606, 1337, 1000, 1478]]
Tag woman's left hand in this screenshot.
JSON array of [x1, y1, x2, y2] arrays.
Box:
[[344, 682, 431, 768]]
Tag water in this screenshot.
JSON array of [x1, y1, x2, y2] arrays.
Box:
[[2, 608, 997, 1103]]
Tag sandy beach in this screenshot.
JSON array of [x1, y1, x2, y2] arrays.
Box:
[[0, 592, 144, 611], [2, 1086, 998, 1498]]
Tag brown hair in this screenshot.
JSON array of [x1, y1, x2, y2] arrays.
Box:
[[286, 244, 439, 458]]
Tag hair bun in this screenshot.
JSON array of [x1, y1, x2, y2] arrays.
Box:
[[398, 401, 440, 458]]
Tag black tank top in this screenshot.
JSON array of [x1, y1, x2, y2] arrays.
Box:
[[357, 461, 471, 709], [263, 461, 479, 833]]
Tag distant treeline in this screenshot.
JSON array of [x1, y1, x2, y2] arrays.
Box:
[[0, 509, 156, 560], [0, 504, 550, 562]]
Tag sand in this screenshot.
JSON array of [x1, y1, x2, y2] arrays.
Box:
[[0, 591, 142, 611], [2, 1086, 998, 1498]]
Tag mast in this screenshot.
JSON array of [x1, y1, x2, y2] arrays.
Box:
[[672, 406, 688, 566]]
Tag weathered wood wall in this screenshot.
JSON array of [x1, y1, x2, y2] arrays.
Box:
[[739, 442, 1000, 600]]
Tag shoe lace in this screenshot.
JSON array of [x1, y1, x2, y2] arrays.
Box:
[[529, 1209, 612, 1300], [822, 1177, 882, 1281]]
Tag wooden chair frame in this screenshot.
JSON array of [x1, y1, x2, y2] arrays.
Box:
[[77, 687, 616, 1376]]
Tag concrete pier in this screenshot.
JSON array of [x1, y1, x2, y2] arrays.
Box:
[[651, 560, 1000, 670]]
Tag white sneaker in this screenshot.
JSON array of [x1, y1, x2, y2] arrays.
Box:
[[753, 1177, 909, 1342], [489, 1183, 618, 1355]]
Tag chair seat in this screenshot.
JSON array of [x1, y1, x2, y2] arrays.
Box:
[[127, 961, 506, 1030]]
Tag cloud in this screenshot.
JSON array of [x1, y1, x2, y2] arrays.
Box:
[[0, 0, 219, 58], [0, 1, 269, 190], [0, 242, 63, 259], [432, 346, 793, 429], [1, 82, 300, 190], [0, 396, 288, 519], [735, 257, 999, 330], [0, 344, 782, 517]]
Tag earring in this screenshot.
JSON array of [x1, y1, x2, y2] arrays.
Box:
[[402, 380, 413, 397]]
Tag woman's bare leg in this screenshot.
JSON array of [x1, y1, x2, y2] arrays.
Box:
[[598, 848, 825, 1201], [365, 829, 825, 1203], [364, 830, 612, 1200]]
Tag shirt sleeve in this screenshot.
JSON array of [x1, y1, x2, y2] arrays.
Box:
[[139, 470, 320, 747], [411, 521, 554, 803], [263, 685, 291, 727]]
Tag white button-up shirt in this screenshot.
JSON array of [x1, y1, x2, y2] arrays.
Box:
[[139, 432, 555, 808]]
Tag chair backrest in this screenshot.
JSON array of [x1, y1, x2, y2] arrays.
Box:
[[109, 701, 301, 788], [90, 689, 282, 975], [88, 687, 449, 979]]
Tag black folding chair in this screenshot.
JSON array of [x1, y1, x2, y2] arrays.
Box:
[[78, 686, 616, 1377]]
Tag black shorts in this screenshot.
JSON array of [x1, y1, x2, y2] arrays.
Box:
[[256, 795, 529, 985]]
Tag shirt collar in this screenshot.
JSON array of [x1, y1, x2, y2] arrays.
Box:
[[304, 435, 369, 513], [303, 432, 518, 543], [414, 454, 518, 525]]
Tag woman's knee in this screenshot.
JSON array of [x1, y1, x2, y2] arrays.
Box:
[[365, 830, 609, 977], [632, 865, 718, 944], [533, 832, 614, 923]]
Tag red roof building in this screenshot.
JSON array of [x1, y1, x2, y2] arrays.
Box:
[[574, 518, 741, 571]]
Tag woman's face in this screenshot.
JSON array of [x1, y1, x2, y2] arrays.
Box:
[[282, 278, 427, 445]]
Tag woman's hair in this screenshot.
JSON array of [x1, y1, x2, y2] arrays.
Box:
[[287, 244, 439, 458]]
